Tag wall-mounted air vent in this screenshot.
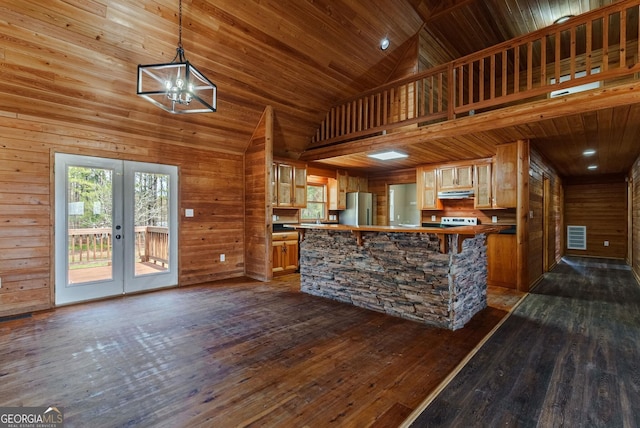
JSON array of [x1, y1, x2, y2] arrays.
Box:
[[567, 225, 587, 250]]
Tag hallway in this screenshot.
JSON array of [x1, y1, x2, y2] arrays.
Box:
[[409, 257, 640, 427]]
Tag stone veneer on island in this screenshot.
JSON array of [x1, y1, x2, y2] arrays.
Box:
[[295, 226, 491, 330]]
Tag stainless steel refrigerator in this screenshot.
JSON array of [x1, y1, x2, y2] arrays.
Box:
[[339, 192, 375, 226]]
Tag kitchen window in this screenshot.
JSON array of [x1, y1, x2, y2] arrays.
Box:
[[301, 183, 326, 221]]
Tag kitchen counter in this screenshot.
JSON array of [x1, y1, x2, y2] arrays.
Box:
[[286, 223, 510, 250], [287, 223, 509, 234], [292, 224, 497, 330]]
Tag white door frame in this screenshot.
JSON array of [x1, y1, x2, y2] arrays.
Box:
[[54, 154, 178, 305]]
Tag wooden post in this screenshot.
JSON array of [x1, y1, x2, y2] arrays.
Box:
[[516, 139, 530, 292]]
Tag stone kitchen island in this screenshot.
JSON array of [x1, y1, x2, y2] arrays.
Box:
[[287, 224, 507, 330]]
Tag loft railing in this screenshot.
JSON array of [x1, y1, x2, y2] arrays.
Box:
[[310, 0, 640, 148]]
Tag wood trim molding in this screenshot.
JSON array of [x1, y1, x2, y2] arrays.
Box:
[[516, 139, 530, 293]]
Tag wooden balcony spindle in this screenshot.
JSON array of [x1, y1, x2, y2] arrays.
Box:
[[620, 8, 627, 68]]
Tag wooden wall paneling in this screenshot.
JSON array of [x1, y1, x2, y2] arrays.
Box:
[[632, 156, 640, 282], [528, 148, 563, 279], [0, 114, 246, 318], [244, 106, 273, 281], [564, 176, 628, 259], [528, 157, 544, 284], [0, 129, 52, 317]]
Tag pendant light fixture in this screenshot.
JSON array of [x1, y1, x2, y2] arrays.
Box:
[[137, 0, 217, 113]]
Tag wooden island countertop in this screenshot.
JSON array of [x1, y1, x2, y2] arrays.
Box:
[[286, 223, 510, 234], [285, 223, 511, 247]]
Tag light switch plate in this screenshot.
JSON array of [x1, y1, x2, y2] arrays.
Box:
[[185, 208, 194, 217]]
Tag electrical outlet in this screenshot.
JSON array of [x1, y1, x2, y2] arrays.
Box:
[[492, 216, 498, 223], [220, 254, 225, 262], [431, 215, 437, 221], [604, 241, 609, 247]]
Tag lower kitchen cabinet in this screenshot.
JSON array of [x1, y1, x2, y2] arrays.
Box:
[[487, 233, 517, 289], [272, 231, 299, 275]]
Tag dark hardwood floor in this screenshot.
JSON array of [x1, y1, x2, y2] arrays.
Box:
[[0, 275, 519, 427], [408, 256, 640, 427]]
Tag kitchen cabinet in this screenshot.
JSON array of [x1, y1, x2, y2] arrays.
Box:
[[330, 170, 366, 210], [474, 161, 493, 209], [335, 170, 348, 210], [272, 160, 307, 208], [416, 166, 442, 210], [438, 165, 473, 190], [347, 175, 368, 193], [272, 231, 299, 275], [494, 143, 517, 208], [487, 233, 517, 288]]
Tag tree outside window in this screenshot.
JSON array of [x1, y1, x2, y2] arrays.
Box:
[[301, 184, 326, 221]]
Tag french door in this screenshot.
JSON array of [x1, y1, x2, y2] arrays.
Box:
[[54, 154, 178, 305]]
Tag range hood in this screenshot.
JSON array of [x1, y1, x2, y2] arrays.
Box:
[[437, 189, 475, 199]]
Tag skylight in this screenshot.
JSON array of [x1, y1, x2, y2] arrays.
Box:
[[367, 150, 408, 160]]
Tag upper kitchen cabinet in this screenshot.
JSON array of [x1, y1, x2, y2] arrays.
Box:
[[416, 166, 442, 210], [439, 164, 473, 190], [474, 159, 493, 209], [347, 174, 368, 193], [494, 143, 518, 208], [272, 159, 307, 208], [329, 170, 367, 210], [335, 170, 348, 210]]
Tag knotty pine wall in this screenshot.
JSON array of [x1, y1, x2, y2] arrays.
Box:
[[0, 114, 246, 318], [564, 175, 628, 259], [632, 156, 640, 282], [528, 149, 563, 285], [244, 107, 273, 281]]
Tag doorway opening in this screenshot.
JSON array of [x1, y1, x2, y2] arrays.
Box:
[[54, 154, 178, 305]]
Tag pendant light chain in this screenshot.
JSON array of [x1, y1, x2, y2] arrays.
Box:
[[178, 0, 183, 50]]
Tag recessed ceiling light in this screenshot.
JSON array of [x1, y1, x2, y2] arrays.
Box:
[[587, 165, 598, 170], [583, 149, 596, 156], [554, 15, 574, 24], [368, 150, 407, 160], [380, 37, 390, 50]]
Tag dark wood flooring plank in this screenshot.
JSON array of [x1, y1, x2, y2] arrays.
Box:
[[0, 274, 511, 427], [409, 256, 640, 427]]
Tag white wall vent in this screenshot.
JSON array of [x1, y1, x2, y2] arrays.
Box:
[[567, 225, 587, 250], [550, 67, 601, 98]]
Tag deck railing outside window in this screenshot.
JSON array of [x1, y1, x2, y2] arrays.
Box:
[[68, 226, 169, 268]]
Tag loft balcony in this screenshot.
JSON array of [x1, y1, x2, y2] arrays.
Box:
[[303, 0, 640, 170]]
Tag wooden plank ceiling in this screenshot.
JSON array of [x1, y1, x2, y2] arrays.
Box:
[[2, 0, 638, 178]]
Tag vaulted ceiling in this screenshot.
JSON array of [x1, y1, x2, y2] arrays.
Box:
[[3, 0, 638, 178]]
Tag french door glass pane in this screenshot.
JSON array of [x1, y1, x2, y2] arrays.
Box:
[[134, 172, 170, 276], [67, 166, 113, 284]]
